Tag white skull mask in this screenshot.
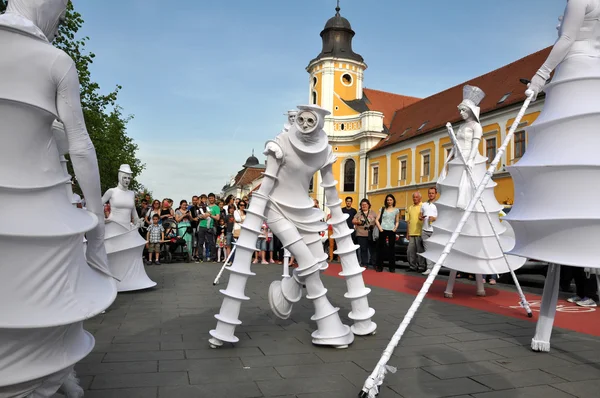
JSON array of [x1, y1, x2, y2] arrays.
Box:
[[295, 111, 318, 134], [288, 111, 298, 125]]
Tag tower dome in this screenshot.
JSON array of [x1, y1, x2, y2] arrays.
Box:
[[309, 2, 363, 65], [243, 150, 259, 168]]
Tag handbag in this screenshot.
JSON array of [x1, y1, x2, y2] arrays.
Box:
[[369, 209, 381, 242]]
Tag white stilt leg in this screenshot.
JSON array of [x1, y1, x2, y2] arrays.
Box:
[[282, 248, 291, 278], [320, 165, 377, 336], [531, 263, 561, 352], [359, 92, 535, 398], [444, 270, 457, 298], [475, 274, 485, 296]]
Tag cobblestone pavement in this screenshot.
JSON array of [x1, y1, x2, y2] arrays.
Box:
[[54, 263, 600, 397]]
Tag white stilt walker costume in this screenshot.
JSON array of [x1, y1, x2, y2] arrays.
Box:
[[423, 86, 525, 297], [209, 104, 376, 348], [103, 164, 157, 292], [505, 0, 600, 352], [0, 1, 117, 395]]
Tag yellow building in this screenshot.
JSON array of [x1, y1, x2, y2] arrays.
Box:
[[306, 5, 420, 207], [307, 5, 550, 214]]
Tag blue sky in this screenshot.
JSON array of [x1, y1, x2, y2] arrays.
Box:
[[74, 0, 565, 201]]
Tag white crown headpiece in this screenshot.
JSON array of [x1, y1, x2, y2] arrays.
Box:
[[462, 85, 486, 107]]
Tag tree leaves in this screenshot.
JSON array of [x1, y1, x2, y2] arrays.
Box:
[[0, 1, 6, 13]]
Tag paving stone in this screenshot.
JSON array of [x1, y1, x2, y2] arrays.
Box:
[[486, 345, 542, 358], [76, 360, 157, 375], [159, 383, 263, 398], [424, 349, 505, 365], [472, 369, 567, 390], [93, 342, 159, 352], [83, 387, 158, 398], [445, 338, 518, 352], [159, 357, 242, 372], [552, 379, 600, 396], [447, 331, 511, 342], [353, 354, 438, 371], [543, 363, 600, 382], [102, 350, 184, 362], [389, 377, 490, 397], [90, 371, 188, 389], [423, 360, 510, 379], [185, 346, 264, 359], [256, 374, 352, 396], [240, 353, 323, 368], [276, 361, 366, 381], [471, 385, 575, 397], [189, 366, 281, 384], [493, 354, 578, 371]]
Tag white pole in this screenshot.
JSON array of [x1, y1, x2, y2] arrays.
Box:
[[359, 91, 535, 398], [282, 248, 291, 278], [213, 244, 237, 285], [445, 124, 532, 317]]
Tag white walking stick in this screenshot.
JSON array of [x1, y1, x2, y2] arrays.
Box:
[[282, 248, 291, 278], [446, 124, 532, 317], [213, 244, 237, 285], [359, 91, 535, 398]]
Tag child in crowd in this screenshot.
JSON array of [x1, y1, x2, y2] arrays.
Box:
[[146, 214, 164, 265], [216, 218, 227, 262]]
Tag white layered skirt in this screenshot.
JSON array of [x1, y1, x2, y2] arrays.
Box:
[[422, 154, 526, 274], [505, 55, 600, 268], [105, 221, 156, 292]]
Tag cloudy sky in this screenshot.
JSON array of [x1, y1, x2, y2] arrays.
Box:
[[74, 0, 565, 200]]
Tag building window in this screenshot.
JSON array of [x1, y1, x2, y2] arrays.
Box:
[[312, 91, 317, 105], [422, 153, 430, 177], [514, 131, 526, 159], [486, 137, 497, 164], [343, 159, 356, 192], [372, 166, 379, 186], [399, 159, 407, 181], [308, 175, 314, 192], [341, 73, 353, 86]]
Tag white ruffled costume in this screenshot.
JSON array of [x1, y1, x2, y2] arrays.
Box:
[[423, 86, 525, 297], [505, 0, 600, 351], [210, 104, 376, 349], [0, 1, 117, 396], [103, 165, 157, 292]]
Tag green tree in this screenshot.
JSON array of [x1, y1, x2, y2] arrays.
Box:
[[54, 3, 145, 193], [0, 0, 6, 13]]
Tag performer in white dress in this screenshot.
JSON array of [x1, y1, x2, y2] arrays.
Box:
[[103, 164, 157, 292], [423, 86, 525, 298], [0, 0, 117, 396], [505, 0, 600, 351], [209, 105, 376, 349]]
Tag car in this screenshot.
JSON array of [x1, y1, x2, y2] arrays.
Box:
[[394, 220, 409, 263]]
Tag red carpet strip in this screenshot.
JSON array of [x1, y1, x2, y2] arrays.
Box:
[[323, 263, 600, 337]]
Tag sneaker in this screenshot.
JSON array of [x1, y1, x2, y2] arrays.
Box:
[[567, 295, 582, 303], [146, 260, 153, 266], [252, 259, 258, 264], [261, 261, 269, 265], [155, 260, 161, 265], [422, 269, 431, 276], [576, 297, 597, 307]]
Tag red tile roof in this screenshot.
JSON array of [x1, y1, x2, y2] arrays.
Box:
[[235, 168, 263, 187], [370, 46, 552, 152], [363, 88, 421, 128]]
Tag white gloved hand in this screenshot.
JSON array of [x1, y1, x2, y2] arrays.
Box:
[[527, 71, 548, 102]]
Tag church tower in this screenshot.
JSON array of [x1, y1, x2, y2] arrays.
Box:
[[306, 2, 366, 117], [306, 2, 386, 208]]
